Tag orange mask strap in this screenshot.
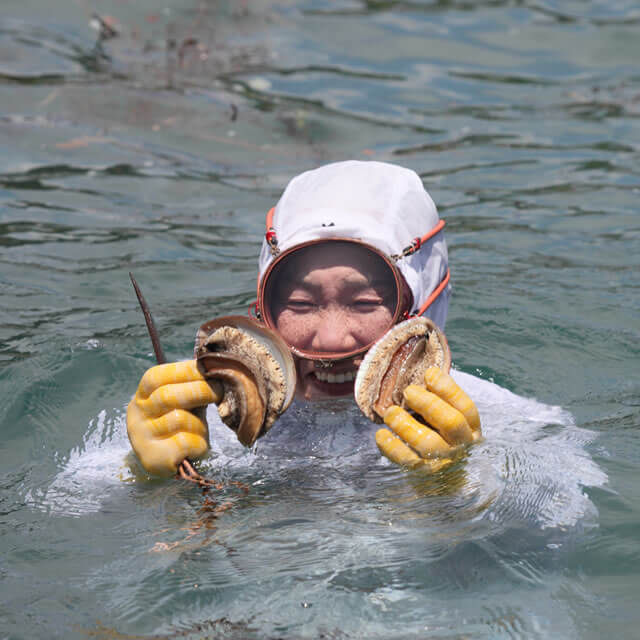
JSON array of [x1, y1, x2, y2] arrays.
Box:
[[265, 206, 279, 256], [414, 268, 450, 317], [254, 208, 449, 319], [393, 219, 448, 318], [392, 219, 445, 259], [251, 207, 278, 313]]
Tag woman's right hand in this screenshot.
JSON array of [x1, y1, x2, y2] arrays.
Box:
[[126, 360, 222, 476]]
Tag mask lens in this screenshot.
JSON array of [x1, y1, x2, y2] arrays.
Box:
[[260, 240, 408, 362]]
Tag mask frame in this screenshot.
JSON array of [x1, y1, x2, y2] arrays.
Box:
[[256, 238, 412, 365]]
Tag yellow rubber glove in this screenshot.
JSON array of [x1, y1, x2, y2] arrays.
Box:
[[127, 360, 222, 476], [375, 366, 482, 472]]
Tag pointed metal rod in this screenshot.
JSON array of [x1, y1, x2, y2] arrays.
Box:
[[129, 272, 166, 365]]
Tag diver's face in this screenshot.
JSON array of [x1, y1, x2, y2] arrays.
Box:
[[270, 244, 396, 400]]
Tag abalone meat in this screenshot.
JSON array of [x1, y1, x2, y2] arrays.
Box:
[[354, 317, 451, 422], [194, 316, 296, 446]]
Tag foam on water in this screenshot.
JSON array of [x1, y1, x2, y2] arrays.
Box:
[[35, 369, 605, 535], [27, 408, 134, 517]]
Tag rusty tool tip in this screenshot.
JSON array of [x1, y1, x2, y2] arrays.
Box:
[[129, 272, 166, 365]]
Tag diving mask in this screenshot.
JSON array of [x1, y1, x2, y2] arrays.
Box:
[[257, 238, 411, 365]]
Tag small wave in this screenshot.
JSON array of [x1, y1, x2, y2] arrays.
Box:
[[26, 407, 134, 517]]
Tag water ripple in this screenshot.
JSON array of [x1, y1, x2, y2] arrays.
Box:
[[0, 18, 94, 81], [1, 0, 637, 637]]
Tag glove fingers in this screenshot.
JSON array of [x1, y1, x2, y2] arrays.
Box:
[[424, 367, 481, 433], [149, 408, 209, 440], [167, 430, 210, 464], [137, 361, 206, 398], [403, 385, 474, 445], [126, 403, 210, 476], [383, 405, 452, 457], [139, 431, 209, 476], [142, 380, 221, 416], [376, 428, 452, 473], [376, 427, 423, 467]]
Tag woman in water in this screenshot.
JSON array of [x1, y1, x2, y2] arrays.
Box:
[[126, 161, 481, 476]]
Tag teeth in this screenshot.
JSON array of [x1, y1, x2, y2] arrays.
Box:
[[314, 369, 356, 384]]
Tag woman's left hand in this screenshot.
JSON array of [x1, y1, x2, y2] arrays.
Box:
[[375, 367, 482, 472]]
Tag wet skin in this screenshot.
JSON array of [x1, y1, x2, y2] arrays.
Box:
[[270, 244, 397, 400]]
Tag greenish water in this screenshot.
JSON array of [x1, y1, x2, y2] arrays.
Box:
[[1, 1, 639, 638]]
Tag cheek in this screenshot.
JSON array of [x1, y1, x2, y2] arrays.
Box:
[[352, 307, 394, 344], [275, 310, 316, 348]]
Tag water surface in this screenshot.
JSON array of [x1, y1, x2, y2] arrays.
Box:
[[1, 1, 639, 638]]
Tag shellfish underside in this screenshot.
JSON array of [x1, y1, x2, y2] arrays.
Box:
[[194, 316, 296, 447], [354, 317, 451, 422]]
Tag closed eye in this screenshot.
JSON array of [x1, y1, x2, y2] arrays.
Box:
[[352, 299, 384, 310], [286, 299, 316, 312]]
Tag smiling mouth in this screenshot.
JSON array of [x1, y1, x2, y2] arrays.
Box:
[[312, 369, 357, 384]]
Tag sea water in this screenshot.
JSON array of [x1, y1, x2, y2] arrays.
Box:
[[1, 1, 639, 638]]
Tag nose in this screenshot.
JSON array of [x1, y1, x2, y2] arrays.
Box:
[[310, 309, 359, 354]]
